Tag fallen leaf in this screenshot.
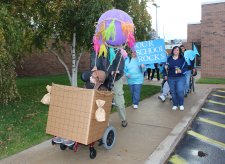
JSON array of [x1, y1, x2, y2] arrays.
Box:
[[23, 113, 38, 119], [7, 127, 12, 131]]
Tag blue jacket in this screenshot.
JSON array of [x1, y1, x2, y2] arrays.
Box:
[[124, 57, 145, 85], [163, 55, 187, 77]]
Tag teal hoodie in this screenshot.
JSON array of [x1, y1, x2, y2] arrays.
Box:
[[124, 57, 145, 85]]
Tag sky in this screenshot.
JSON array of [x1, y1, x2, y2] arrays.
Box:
[[147, 0, 225, 41]]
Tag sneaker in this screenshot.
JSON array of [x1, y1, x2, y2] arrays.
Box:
[[179, 105, 184, 111], [133, 104, 138, 109], [121, 120, 128, 127], [63, 140, 75, 147], [52, 137, 63, 144], [158, 95, 166, 102], [172, 106, 178, 110]]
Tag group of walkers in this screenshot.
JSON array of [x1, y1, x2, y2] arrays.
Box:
[[87, 44, 196, 128], [52, 44, 196, 147]]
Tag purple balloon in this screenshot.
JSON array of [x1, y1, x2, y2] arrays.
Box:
[[95, 9, 134, 46]]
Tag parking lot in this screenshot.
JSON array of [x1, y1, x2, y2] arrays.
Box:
[[168, 88, 225, 164]]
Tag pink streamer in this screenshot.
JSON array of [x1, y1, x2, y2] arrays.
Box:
[[93, 36, 100, 54], [127, 33, 135, 48], [120, 48, 128, 59]]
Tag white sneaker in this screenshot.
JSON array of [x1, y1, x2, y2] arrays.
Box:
[[179, 105, 184, 111], [172, 106, 178, 110], [158, 95, 166, 102], [133, 105, 138, 109]]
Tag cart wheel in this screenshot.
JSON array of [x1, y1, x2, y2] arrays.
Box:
[[89, 147, 97, 159], [52, 140, 55, 145], [68, 143, 75, 150], [102, 126, 116, 150], [60, 143, 67, 150]]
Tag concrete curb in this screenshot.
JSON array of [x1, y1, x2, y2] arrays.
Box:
[[144, 90, 210, 164]]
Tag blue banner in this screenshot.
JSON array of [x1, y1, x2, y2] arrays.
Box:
[[135, 39, 167, 65]]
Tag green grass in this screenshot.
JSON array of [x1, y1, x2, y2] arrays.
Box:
[[197, 78, 225, 84], [0, 74, 160, 159]]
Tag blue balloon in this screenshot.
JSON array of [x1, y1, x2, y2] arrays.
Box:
[[184, 50, 196, 65], [193, 44, 200, 56]]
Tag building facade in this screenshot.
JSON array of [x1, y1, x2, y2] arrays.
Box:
[[187, 1, 225, 78]]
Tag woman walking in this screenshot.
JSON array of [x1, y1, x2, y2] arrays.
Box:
[[163, 46, 187, 110], [124, 51, 145, 109]]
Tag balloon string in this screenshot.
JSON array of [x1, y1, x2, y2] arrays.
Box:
[[106, 48, 120, 71], [94, 52, 97, 68], [112, 53, 123, 84]]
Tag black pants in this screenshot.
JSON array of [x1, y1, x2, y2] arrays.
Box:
[[151, 68, 160, 80], [146, 68, 151, 80]]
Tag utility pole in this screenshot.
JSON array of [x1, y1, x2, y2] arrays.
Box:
[[152, 3, 160, 38]]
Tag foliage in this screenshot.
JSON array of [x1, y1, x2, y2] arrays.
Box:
[[0, 0, 153, 103], [113, 0, 152, 41], [0, 3, 31, 104], [28, 0, 114, 86], [0, 43, 19, 104], [31, 0, 113, 52], [0, 74, 160, 159]]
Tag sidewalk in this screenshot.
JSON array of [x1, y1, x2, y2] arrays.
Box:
[[1, 83, 224, 164]]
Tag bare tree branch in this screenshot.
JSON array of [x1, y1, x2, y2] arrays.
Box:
[[47, 46, 72, 85]]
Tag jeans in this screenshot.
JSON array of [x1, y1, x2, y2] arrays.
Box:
[[128, 84, 142, 105], [185, 70, 192, 94], [168, 76, 186, 106]]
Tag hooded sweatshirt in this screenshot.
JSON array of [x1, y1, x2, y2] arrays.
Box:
[[124, 57, 145, 85]]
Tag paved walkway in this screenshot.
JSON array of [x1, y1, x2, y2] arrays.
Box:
[[1, 78, 225, 163]]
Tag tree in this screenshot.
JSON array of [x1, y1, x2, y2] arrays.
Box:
[[30, 0, 113, 86], [28, 0, 152, 86], [0, 0, 153, 105], [113, 0, 152, 41], [0, 3, 33, 105], [0, 29, 19, 105], [132, 0, 152, 41]]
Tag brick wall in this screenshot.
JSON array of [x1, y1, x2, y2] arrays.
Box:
[[201, 2, 225, 78], [181, 42, 189, 50], [78, 51, 91, 71], [187, 23, 201, 50], [16, 48, 90, 77]]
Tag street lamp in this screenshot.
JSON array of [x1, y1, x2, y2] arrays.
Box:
[[152, 3, 160, 38]]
